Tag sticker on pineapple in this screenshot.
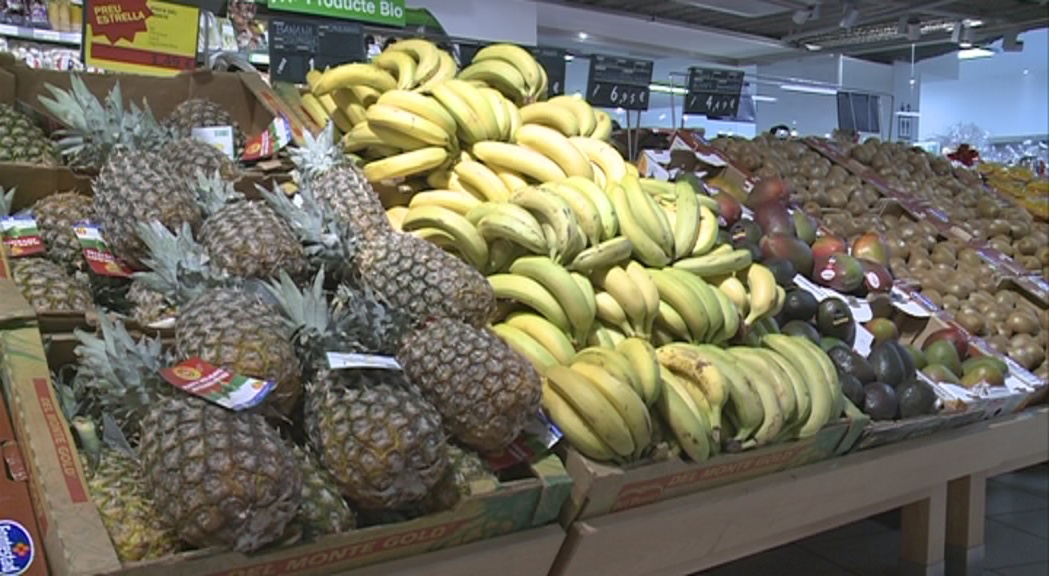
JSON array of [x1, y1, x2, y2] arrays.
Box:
[[243, 114, 294, 163], [326, 352, 402, 371], [160, 357, 275, 411], [0, 520, 35, 576], [0, 215, 45, 257], [72, 221, 133, 277], [191, 126, 236, 160], [483, 411, 563, 471]]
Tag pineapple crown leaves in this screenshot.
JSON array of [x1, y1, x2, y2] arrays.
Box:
[[0, 187, 14, 217], [194, 170, 245, 217], [132, 220, 234, 306], [288, 122, 343, 183]]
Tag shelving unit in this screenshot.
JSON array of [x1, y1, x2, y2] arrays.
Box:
[[0, 23, 81, 45]]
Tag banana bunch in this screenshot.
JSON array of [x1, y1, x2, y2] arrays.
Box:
[[646, 266, 740, 345], [709, 262, 787, 330], [488, 257, 596, 345], [541, 343, 661, 463]]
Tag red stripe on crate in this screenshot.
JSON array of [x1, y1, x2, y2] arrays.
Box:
[[89, 43, 195, 70], [33, 377, 88, 503]]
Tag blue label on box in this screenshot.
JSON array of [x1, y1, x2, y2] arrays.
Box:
[[0, 520, 34, 576]]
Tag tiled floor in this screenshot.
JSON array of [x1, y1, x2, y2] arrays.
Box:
[[698, 462, 1049, 576]]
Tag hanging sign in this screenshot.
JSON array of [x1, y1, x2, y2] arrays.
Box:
[[267, 0, 406, 27], [83, 0, 200, 76], [586, 54, 653, 111], [684, 67, 744, 117]]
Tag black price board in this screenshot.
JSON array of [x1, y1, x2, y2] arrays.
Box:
[[684, 67, 745, 117], [457, 41, 484, 68], [530, 47, 566, 98], [268, 16, 364, 84], [586, 54, 653, 111]]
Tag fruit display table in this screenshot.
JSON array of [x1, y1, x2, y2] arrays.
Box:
[[549, 407, 1048, 576]]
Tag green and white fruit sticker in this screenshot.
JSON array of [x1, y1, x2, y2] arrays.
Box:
[[0, 214, 45, 257], [326, 352, 402, 370], [160, 357, 275, 411], [72, 221, 133, 277]]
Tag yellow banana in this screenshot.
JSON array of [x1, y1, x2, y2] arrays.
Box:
[[562, 176, 618, 241], [430, 80, 489, 145], [299, 93, 329, 128], [408, 190, 482, 216], [473, 141, 567, 184], [473, 43, 543, 99], [657, 370, 712, 463], [673, 248, 753, 279], [623, 174, 675, 258], [488, 273, 572, 334], [546, 365, 635, 458], [568, 137, 626, 185], [386, 206, 409, 231], [479, 87, 511, 141], [491, 324, 560, 370], [570, 361, 651, 459], [365, 103, 452, 148], [743, 263, 777, 326], [519, 102, 580, 136], [544, 183, 602, 247], [727, 348, 786, 446], [314, 63, 396, 95], [757, 348, 812, 435], [401, 205, 488, 270], [608, 183, 670, 267], [731, 347, 797, 425], [386, 38, 441, 85], [664, 269, 724, 344], [568, 237, 633, 274], [761, 335, 830, 439], [573, 347, 643, 399], [671, 178, 701, 259], [453, 160, 511, 202], [625, 261, 661, 339], [541, 379, 619, 462], [341, 121, 384, 152], [717, 276, 750, 318], [592, 110, 613, 141], [549, 95, 597, 136], [587, 325, 617, 349], [362, 147, 449, 182], [709, 284, 740, 344], [594, 291, 633, 336], [591, 265, 647, 338], [458, 60, 528, 105], [496, 168, 530, 193], [656, 344, 729, 439], [444, 79, 501, 142], [647, 269, 709, 344], [376, 90, 458, 136], [655, 301, 691, 342], [305, 69, 324, 94], [510, 185, 586, 264], [473, 203, 548, 254], [505, 312, 576, 366], [696, 345, 764, 444], [373, 50, 418, 90], [510, 256, 594, 345], [571, 272, 598, 332], [617, 337, 662, 407], [516, 124, 593, 179], [691, 205, 720, 257]]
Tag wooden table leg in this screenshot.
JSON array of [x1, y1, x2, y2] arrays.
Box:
[[900, 484, 948, 576], [944, 473, 987, 576]]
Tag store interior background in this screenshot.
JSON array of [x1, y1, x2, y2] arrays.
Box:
[[409, 0, 1048, 146]]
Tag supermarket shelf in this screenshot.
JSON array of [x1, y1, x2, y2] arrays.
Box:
[[0, 23, 81, 46]]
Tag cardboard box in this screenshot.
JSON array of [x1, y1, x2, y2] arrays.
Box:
[[558, 416, 863, 523], [0, 375, 50, 576], [0, 322, 573, 576]]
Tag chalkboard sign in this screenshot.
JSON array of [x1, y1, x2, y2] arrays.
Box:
[[530, 47, 566, 98], [269, 16, 364, 84], [586, 54, 653, 111], [684, 67, 744, 117]]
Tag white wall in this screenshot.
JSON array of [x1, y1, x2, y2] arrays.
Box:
[[408, 0, 537, 45]]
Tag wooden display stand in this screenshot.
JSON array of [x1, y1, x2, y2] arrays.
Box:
[[549, 408, 1048, 576]]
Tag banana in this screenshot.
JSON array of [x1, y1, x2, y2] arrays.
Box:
[[341, 122, 385, 152], [623, 175, 675, 258], [707, 284, 740, 344], [639, 178, 676, 201], [545, 366, 634, 459], [727, 348, 786, 446], [458, 60, 528, 105], [608, 183, 670, 267], [408, 190, 481, 215], [592, 110, 613, 141], [491, 324, 560, 370], [772, 285, 787, 318], [655, 344, 728, 440], [516, 124, 593, 180], [732, 347, 797, 425], [562, 176, 618, 240], [473, 142, 567, 184], [626, 164, 640, 178], [534, 60, 549, 100], [669, 178, 701, 259], [510, 186, 586, 264], [549, 95, 597, 137], [625, 261, 661, 339], [795, 337, 844, 421], [650, 326, 677, 348], [386, 206, 409, 231], [488, 273, 572, 334], [510, 257, 594, 345], [757, 347, 812, 433], [314, 63, 397, 95], [602, 325, 627, 348], [306, 69, 324, 94], [376, 90, 458, 136], [761, 334, 831, 438], [329, 89, 368, 127], [519, 102, 579, 136], [568, 137, 627, 185], [425, 169, 453, 190], [444, 79, 501, 142], [591, 266, 647, 339], [659, 365, 715, 444], [365, 103, 452, 148], [691, 205, 720, 257], [473, 43, 543, 98], [430, 80, 490, 145], [591, 162, 608, 190], [571, 272, 598, 333], [479, 87, 511, 141], [386, 38, 441, 85], [410, 226, 457, 250], [453, 160, 511, 202], [717, 276, 750, 318], [349, 85, 382, 107], [505, 312, 576, 366], [363, 147, 449, 182], [474, 204, 548, 254], [541, 380, 618, 462], [657, 371, 712, 463], [570, 361, 651, 459], [568, 237, 633, 274], [617, 338, 662, 407], [373, 50, 418, 90], [496, 168, 530, 193], [587, 325, 617, 349], [299, 93, 329, 128], [594, 291, 634, 337], [647, 269, 709, 344], [573, 347, 643, 400], [401, 205, 488, 270], [327, 107, 355, 133], [696, 345, 765, 445], [743, 263, 777, 326], [655, 301, 691, 342], [672, 248, 753, 278], [544, 183, 602, 246]]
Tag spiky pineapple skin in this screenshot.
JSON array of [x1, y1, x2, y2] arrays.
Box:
[[199, 201, 308, 280], [0, 102, 58, 165], [398, 319, 542, 453], [128, 280, 175, 326], [310, 164, 391, 240], [304, 370, 447, 511], [357, 233, 495, 329], [164, 100, 246, 159], [9, 257, 94, 312], [139, 395, 301, 552], [176, 288, 302, 416], [419, 444, 496, 514], [84, 449, 181, 562], [31, 192, 95, 272], [291, 444, 356, 539], [94, 150, 203, 269], [163, 138, 239, 183]]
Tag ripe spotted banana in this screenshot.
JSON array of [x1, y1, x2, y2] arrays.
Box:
[[510, 257, 595, 345], [510, 186, 586, 265], [655, 343, 729, 439], [657, 371, 712, 463], [543, 183, 602, 247], [568, 237, 633, 274], [569, 361, 651, 459], [743, 263, 777, 327]]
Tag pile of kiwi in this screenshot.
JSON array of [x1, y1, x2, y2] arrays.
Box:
[[956, 290, 1047, 380]]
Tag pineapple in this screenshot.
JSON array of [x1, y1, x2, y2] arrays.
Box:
[[0, 102, 58, 165], [194, 173, 308, 281], [164, 138, 239, 182], [74, 317, 302, 552], [127, 280, 176, 327], [289, 123, 392, 240], [291, 444, 356, 539], [419, 444, 498, 514], [164, 99, 246, 159], [30, 192, 95, 273], [398, 318, 542, 453], [9, 257, 94, 312]]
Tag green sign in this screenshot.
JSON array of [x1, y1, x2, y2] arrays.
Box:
[[267, 0, 406, 26]]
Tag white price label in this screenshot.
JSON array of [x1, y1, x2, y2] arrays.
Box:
[[695, 152, 726, 167], [852, 325, 874, 356], [890, 286, 933, 318], [191, 126, 236, 160], [326, 352, 402, 371]]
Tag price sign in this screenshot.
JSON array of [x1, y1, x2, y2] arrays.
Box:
[[83, 0, 199, 76], [586, 54, 653, 111], [269, 16, 363, 84], [531, 47, 566, 98], [684, 67, 744, 117]]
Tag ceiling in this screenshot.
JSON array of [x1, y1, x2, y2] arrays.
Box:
[[538, 0, 1049, 63]]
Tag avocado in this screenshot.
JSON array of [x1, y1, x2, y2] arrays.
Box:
[[924, 340, 962, 378], [869, 341, 909, 388], [816, 298, 856, 345], [716, 229, 732, 247], [888, 340, 918, 382], [897, 379, 938, 418], [839, 372, 865, 408], [861, 382, 899, 420], [961, 356, 1008, 377], [827, 346, 877, 384], [781, 320, 821, 344], [780, 289, 818, 323], [764, 258, 797, 287], [921, 364, 961, 385], [730, 220, 762, 248], [904, 345, 927, 370], [960, 364, 1005, 388], [865, 318, 899, 344], [820, 337, 848, 353]]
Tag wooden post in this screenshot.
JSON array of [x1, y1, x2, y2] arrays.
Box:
[[900, 484, 948, 576], [944, 473, 987, 576]]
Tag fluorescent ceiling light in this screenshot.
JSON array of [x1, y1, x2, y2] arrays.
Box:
[[578, 32, 588, 40], [779, 83, 838, 95], [804, 43, 822, 51], [753, 95, 778, 102], [894, 110, 921, 117], [564, 54, 575, 61], [958, 47, 994, 60], [966, 18, 983, 27], [649, 83, 687, 95]]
